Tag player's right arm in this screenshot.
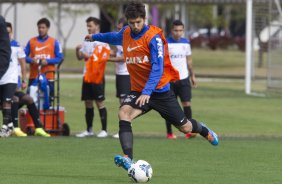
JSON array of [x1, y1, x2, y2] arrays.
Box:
[[85, 26, 126, 45], [24, 41, 36, 64], [17, 44, 27, 89], [75, 44, 84, 60]]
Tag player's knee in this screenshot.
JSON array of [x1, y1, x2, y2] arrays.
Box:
[[181, 101, 191, 107], [118, 108, 131, 121], [12, 96, 19, 103], [21, 94, 34, 105], [85, 100, 93, 108], [178, 122, 192, 133], [25, 95, 34, 104], [95, 100, 105, 108]]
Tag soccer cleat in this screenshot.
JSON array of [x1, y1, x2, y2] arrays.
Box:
[[114, 155, 133, 171], [185, 132, 197, 139], [75, 130, 94, 138], [112, 133, 119, 139], [166, 133, 177, 139], [97, 130, 108, 138], [35, 128, 50, 137], [200, 123, 219, 146], [13, 127, 27, 137]]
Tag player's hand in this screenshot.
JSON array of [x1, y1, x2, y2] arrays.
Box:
[[85, 34, 93, 41], [31, 58, 38, 64], [191, 75, 197, 88], [135, 95, 150, 107], [82, 53, 90, 60], [41, 59, 48, 66], [21, 81, 27, 90], [76, 44, 82, 50]]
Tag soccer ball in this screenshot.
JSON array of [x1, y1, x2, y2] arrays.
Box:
[[128, 160, 153, 183]]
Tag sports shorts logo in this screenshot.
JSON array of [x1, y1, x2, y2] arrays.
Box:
[[127, 45, 142, 52], [124, 95, 136, 103], [35, 45, 49, 51]]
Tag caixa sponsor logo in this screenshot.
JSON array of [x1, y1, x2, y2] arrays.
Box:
[[125, 56, 149, 64], [34, 54, 51, 59]]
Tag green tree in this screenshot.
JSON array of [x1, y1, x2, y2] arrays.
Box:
[[41, 3, 91, 55]]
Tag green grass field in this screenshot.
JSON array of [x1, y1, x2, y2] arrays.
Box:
[[0, 49, 281, 183]]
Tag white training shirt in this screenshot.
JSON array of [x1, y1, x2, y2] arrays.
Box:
[[167, 37, 192, 80], [0, 40, 26, 85], [80, 40, 110, 75], [115, 45, 129, 75]]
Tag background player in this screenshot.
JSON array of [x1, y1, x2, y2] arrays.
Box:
[[25, 17, 63, 102], [85, 1, 218, 171], [75, 17, 110, 138], [6, 22, 50, 137], [0, 16, 14, 137], [107, 18, 131, 139], [165, 20, 197, 139]]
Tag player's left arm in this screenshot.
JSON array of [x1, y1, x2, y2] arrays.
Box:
[[187, 55, 197, 87], [17, 45, 27, 89], [186, 42, 197, 87], [44, 40, 64, 65], [18, 57, 27, 89], [136, 35, 164, 107]]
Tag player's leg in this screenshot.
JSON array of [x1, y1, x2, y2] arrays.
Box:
[[19, 92, 50, 137], [150, 90, 218, 145], [0, 83, 17, 137], [11, 95, 27, 137], [113, 75, 131, 138], [178, 78, 196, 138], [114, 92, 149, 170], [178, 120, 219, 145], [94, 81, 107, 138], [165, 82, 177, 139], [95, 100, 108, 138], [76, 81, 94, 137]]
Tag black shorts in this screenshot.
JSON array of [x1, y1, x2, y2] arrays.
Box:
[[122, 90, 187, 127], [170, 77, 191, 102], [0, 83, 17, 103], [81, 79, 105, 101], [116, 75, 130, 98]]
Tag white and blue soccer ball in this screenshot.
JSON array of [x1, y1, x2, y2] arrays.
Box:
[[128, 160, 153, 183]]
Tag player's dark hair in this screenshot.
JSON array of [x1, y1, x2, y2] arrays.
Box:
[[172, 20, 184, 27], [86, 17, 100, 26], [6, 22, 12, 31], [37, 18, 50, 28], [125, 1, 146, 19]]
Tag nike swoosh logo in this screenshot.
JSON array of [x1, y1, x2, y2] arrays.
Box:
[[35, 45, 49, 51], [127, 45, 142, 52]]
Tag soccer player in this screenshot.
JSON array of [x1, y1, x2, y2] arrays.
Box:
[[0, 16, 14, 137], [107, 18, 131, 139], [6, 22, 50, 137], [25, 18, 63, 101], [12, 92, 51, 137], [165, 20, 197, 139], [75, 17, 110, 138], [0, 16, 10, 79], [85, 1, 219, 171]]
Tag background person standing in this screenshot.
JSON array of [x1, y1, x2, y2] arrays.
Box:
[[75, 17, 110, 138], [165, 20, 197, 139]]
